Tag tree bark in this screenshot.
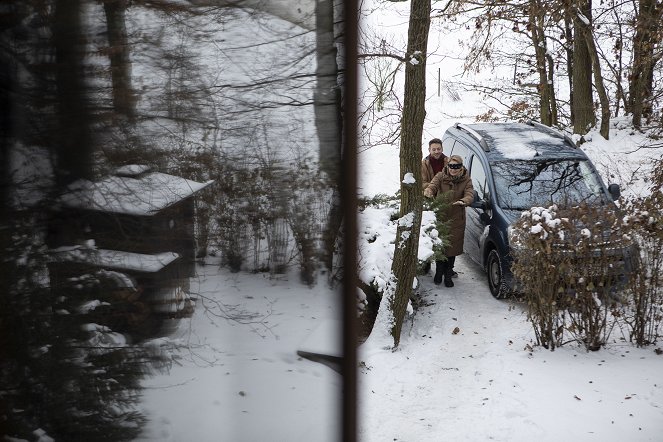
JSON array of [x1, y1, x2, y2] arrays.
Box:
[[315, 0, 341, 182], [0, 60, 11, 220], [389, 0, 430, 347], [570, 0, 595, 135], [629, 0, 662, 128], [315, 0, 343, 273], [545, 50, 558, 126], [574, 8, 610, 139], [564, 13, 575, 124], [54, 0, 92, 185], [528, 0, 555, 126], [103, 0, 135, 121]]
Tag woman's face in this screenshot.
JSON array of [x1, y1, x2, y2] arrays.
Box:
[[448, 161, 462, 175]]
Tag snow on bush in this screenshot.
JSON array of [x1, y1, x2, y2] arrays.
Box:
[[358, 202, 440, 295]]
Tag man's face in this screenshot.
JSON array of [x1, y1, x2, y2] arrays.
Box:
[[429, 143, 443, 159]]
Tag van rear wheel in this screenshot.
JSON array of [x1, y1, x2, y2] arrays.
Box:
[[487, 249, 509, 299]]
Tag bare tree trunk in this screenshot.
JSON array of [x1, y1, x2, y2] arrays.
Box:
[[322, 187, 342, 274], [103, 0, 135, 121], [389, 0, 430, 347], [574, 9, 610, 139], [570, 0, 595, 135], [0, 61, 11, 218], [564, 13, 575, 124], [315, 0, 343, 273], [610, 9, 628, 117], [315, 0, 341, 182], [545, 50, 558, 126], [54, 0, 92, 185], [629, 0, 662, 128], [529, 0, 554, 126]]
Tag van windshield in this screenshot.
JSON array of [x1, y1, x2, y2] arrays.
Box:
[[492, 159, 607, 210]]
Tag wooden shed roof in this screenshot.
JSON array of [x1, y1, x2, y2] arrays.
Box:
[[51, 246, 181, 273], [59, 166, 214, 216]]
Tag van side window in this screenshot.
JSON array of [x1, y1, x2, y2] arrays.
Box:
[[469, 156, 488, 201], [450, 142, 469, 163], [442, 138, 455, 155]]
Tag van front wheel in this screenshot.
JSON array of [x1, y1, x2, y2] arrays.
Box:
[[487, 249, 509, 299]]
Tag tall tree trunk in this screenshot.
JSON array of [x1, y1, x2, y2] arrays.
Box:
[[103, 0, 135, 122], [629, 0, 662, 128], [315, 0, 341, 182], [564, 13, 575, 124], [54, 0, 92, 185], [529, 0, 554, 126], [389, 0, 430, 347], [0, 60, 11, 219], [545, 50, 558, 126], [315, 0, 343, 273], [570, 0, 595, 135], [574, 8, 610, 139], [610, 12, 627, 118]]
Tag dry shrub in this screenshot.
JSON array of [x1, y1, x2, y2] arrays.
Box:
[[620, 182, 663, 346], [511, 204, 635, 351]]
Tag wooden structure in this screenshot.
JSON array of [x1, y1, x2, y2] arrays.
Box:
[[48, 165, 213, 332]]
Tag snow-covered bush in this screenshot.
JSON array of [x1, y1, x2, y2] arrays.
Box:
[[357, 194, 442, 312]]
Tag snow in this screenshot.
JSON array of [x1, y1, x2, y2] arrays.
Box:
[[130, 2, 663, 442], [137, 254, 663, 441], [136, 262, 341, 442], [402, 171, 416, 184], [297, 319, 343, 359], [115, 164, 152, 176], [474, 123, 547, 159], [52, 247, 180, 273], [59, 171, 214, 216]]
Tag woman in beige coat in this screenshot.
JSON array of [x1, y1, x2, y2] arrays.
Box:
[[424, 155, 474, 287]]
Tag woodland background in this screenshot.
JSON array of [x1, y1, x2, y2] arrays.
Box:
[[1, 0, 662, 440]]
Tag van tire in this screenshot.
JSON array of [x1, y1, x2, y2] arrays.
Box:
[[487, 249, 509, 299]]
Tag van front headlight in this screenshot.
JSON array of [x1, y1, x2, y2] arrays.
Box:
[[507, 224, 524, 252]]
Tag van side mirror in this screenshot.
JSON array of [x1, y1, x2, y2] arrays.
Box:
[[607, 183, 621, 201], [469, 190, 487, 210]]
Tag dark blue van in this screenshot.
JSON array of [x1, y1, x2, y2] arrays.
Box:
[[441, 121, 633, 298]]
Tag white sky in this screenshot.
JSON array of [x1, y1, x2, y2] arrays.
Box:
[[133, 2, 663, 441]]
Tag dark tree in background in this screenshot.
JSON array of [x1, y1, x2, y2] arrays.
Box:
[[439, 0, 663, 139], [1, 2, 167, 440], [53, 0, 93, 185], [103, 0, 135, 122], [528, 0, 558, 126], [572, 1, 611, 139], [628, 0, 663, 128], [315, 0, 344, 276], [569, 0, 596, 135]]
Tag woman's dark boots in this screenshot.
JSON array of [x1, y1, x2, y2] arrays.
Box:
[[434, 257, 457, 287], [444, 256, 456, 287], [433, 260, 446, 285]]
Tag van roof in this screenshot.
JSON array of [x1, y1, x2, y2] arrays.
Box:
[[450, 122, 587, 162]]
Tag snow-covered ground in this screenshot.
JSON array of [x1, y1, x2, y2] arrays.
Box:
[[359, 256, 663, 442], [135, 1, 663, 441], [136, 247, 663, 441], [135, 259, 341, 442]]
